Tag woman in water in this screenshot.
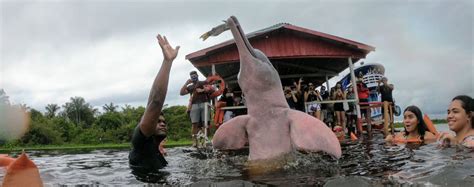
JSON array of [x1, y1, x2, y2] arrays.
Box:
[[438, 95, 474, 148], [385, 105, 437, 144]]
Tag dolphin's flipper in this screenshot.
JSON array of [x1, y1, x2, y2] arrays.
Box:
[[212, 115, 250, 150], [2, 152, 43, 187], [0, 154, 16, 167], [288, 110, 342, 158]]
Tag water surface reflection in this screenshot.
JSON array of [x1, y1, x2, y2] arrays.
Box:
[[0, 125, 473, 186]]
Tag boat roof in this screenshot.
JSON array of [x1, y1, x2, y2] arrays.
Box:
[[186, 23, 375, 88]]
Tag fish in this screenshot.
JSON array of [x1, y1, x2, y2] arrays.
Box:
[[200, 20, 230, 41]]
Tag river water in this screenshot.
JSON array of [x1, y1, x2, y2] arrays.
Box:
[[1, 124, 473, 186]]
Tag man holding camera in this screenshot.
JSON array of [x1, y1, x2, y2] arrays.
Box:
[[377, 77, 394, 104], [304, 82, 323, 119], [180, 71, 212, 147], [377, 77, 394, 122], [284, 86, 298, 110]]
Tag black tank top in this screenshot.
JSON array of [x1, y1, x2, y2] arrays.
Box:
[[380, 85, 393, 102]]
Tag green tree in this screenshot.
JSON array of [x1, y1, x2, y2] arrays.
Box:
[[50, 117, 79, 142], [18, 103, 30, 112], [103, 102, 118, 113], [62, 97, 97, 127], [45, 103, 60, 118], [162, 105, 192, 141], [21, 120, 63, 145], [29, 108, 44, 121], [121, 105, 145, 125], [96, 112, 123, 130], [71, 126, 103, 144]]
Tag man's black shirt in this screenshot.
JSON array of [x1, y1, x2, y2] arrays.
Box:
[[129, 125, 167, 172]]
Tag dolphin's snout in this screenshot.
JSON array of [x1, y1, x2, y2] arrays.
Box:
[[228, 16, 256, 58]]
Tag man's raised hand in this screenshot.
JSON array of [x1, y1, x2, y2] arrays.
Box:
[[157, 34, 180, 62]]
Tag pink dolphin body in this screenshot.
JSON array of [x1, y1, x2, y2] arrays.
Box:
[[1, 153, 43, 186], [212, 16, 342, 161]]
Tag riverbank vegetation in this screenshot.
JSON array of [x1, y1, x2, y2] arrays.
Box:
[[1, 92, 448, 150], [0, 95, 194, 150], [393, 119, 447, 128]]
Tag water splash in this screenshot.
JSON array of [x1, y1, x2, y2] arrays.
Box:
[[0, 103, 30, 141]]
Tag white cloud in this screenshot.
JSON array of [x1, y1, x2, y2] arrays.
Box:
[[1, 0, 472, 118]]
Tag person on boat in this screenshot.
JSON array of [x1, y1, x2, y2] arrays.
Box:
[[129, 34, 179, 172], [180, 70, 213, 147], [438, 95, 474, 148], [293, 78, 305, 112], [214, 88, 232, 127], [333, 82, 346, 131], [320, 85, 329, 123], [356, 77, 371, 135], [377, 77, 394, 122], [304, 82, 323, 119], [385, 105, 436, 144], [325, 86, 336, 128], [284, 86, 298, 110], [346, 85, 357, 135]]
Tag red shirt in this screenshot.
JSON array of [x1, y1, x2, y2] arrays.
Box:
[[357, 83, 369, 99]]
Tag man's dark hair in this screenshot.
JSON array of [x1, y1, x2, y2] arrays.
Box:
[[190, 71, 197, 75]]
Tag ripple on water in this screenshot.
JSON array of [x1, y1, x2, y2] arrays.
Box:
[[0, 134, 473, 186]]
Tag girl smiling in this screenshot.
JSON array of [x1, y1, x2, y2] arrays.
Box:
[[385, 106, 437, 144]]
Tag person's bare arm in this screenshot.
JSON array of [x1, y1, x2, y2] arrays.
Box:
[[423, 132, 437, 144], [385, 134, 394, 142], [438, 132, 456, 147], [180, 79, 193, 95], [389, 84, 394, 90], [296, 78, 303, 94], [291, 92, 298, 103], [140, 34, 180, 137]]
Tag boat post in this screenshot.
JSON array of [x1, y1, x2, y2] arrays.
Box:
[[348, 57, 363, 136], [325, 75, 330, 92], [203, 64, 217, 141]]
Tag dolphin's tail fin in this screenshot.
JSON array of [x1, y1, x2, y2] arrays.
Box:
[[212, 115, 250, 150], [288, 110, 342, 158], [2, 152, 43, 187]]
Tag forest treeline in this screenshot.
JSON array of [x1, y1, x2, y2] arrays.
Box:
[[0, 93, 192, 146]]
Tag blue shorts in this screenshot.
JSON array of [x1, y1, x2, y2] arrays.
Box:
[[190, 103, 210, 124]]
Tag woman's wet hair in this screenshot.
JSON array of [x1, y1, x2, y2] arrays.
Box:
[[452, 95, 473, 128], [404, 105, 428, 142]]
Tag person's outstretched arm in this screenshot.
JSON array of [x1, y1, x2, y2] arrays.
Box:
[[140, 34, 180, 137]]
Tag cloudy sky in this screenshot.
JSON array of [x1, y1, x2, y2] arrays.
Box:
[[1, 0, 472, 119]]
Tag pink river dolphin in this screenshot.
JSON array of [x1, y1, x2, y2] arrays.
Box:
[[212, 16, 342, 161]]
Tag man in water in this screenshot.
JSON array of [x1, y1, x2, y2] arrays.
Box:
[[129, 34, 179, 173]]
